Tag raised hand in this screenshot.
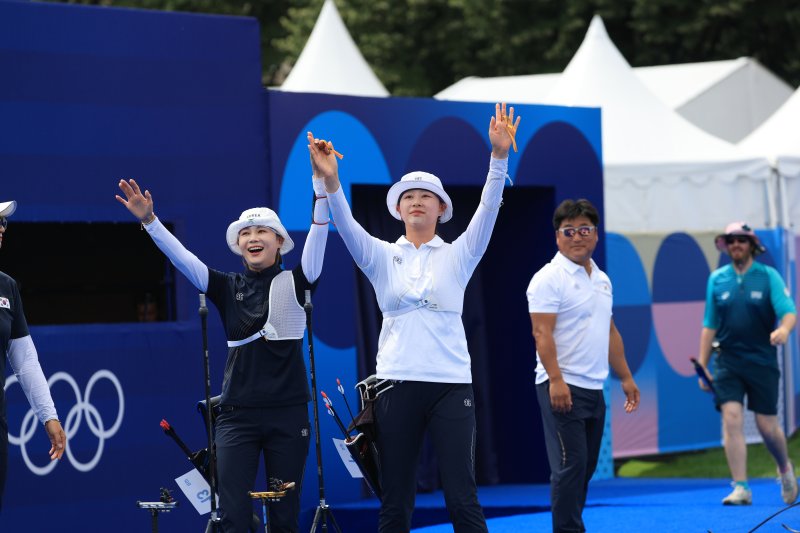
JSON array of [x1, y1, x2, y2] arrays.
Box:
[[488, 102, 521, 159], [116, 179, 155, 223], [307, 131, 341, 194]]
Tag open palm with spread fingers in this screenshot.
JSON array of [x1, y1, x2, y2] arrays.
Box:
[[488, 102, 521, 158], [116, 179, 154, 223]]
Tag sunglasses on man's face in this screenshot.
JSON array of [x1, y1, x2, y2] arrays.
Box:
[[557, 225, 596, 238], [0, 217, 7, 229], [725, 235, 750, 245]]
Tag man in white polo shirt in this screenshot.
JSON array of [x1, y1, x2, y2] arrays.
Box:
[[527, 198, 640, 533]]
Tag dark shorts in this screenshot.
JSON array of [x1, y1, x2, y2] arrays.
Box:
[[714, 360, 780, 415]]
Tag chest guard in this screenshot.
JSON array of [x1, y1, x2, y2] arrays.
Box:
[[381, 245, 464, 319], [226, 271, 306, 347]]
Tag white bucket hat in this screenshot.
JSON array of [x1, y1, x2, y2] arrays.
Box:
[[0, 200, 17, 218], [225, 207, 294, 256], [386, 171, 453, 223]]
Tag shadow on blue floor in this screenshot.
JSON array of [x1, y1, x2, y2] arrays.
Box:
[[322, 478, 800, 532]]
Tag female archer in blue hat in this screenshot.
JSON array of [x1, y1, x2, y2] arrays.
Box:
[[308, 102, 520, 533], [116, 159, 330, 532]]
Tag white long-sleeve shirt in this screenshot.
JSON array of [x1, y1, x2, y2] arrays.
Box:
[[143, 182, 329, 291], [8, 336, 58, 424], [1, 270, 58, 426], [328, 156, 509, 383]]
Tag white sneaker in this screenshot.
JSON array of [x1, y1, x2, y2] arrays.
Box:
[[779, 462, 798, 505], [722, 483, 752, 505]]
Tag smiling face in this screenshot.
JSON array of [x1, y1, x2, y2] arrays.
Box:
[[396, 188, 446, 229], [556, 216, 598, 267], [237, 225, 284, 271]]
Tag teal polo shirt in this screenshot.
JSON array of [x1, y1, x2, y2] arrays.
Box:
[[703, 261, 796, 367]]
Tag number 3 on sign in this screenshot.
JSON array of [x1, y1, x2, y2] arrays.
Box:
[[175, 468, 215, 515]]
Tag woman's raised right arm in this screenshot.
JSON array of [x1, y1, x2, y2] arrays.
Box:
[[116, 179, 209, 292], [306, 133, 377, 270]]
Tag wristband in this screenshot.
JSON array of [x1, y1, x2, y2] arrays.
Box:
[[140, 214, 156, 229]]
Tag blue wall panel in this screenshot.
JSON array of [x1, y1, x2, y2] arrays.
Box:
[[1, 2, 605, 531]]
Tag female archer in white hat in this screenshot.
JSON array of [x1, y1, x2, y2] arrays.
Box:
[[116, 161, 330, 532], [308, 102, 520, 533], [0, 200, 66, 509]]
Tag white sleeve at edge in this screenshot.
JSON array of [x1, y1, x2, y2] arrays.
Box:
[[326, 187, 378, 271], [144, 218, 209, 292], [301, 222, 328, 283], [7, 336, 58, 425]]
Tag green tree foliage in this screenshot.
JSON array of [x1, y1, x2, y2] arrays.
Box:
[[278, 0, 800, 95], [627, 0, 800, 87], [277, 0, 586, 96], [39, 0, 800, 95]]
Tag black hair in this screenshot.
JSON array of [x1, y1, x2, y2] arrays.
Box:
[[552, 198, 599, 230]]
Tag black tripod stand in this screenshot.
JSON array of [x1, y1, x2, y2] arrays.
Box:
[[200, 294, 222, 533], [304, 290, 342, 532]]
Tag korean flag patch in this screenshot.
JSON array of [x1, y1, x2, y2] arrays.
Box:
[[0, 297, 9, 309]]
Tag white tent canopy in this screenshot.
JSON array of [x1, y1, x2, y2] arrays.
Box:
[[636, 58, 793, 143], [739, 88, 800, 230], [542, 16, 772, 233], [279, 0, 389, 97], [436, 59, 792, 144], [435, 72, 558, 103]]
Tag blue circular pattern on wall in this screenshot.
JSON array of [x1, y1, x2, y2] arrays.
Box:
[[606, 233, 651, 376], [405, 116, 489, 186]]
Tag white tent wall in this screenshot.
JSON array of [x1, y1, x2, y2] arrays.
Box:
[[279, 0, 389, 97], [740, 88, 800, 232], [606, 159, 775, 233], [779, 157, 800, 231], [540, 15, 773, 234]]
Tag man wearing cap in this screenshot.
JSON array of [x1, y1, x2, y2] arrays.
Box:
[[117, 170, 329, 532], [697, 222, 797, 506], [308, 102, 520, 533], [0, 200, 66, 509]]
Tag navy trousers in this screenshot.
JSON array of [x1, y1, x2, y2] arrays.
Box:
[[374, 381, 488, 533], [536, 381, 605, 533], [215, 403, 309, 533]]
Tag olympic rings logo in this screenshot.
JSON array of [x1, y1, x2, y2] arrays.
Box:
[[5, 370, 124, 475]]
